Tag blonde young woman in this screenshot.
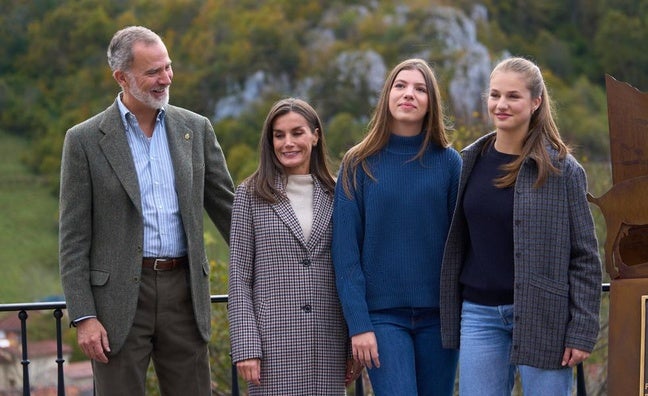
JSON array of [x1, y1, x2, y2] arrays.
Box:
[[440, 57, 601, 395], [333, 59, 461, 395], [228, 98, 361, 395]]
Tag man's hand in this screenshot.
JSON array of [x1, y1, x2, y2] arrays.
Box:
[[76, 318, 110, 363]]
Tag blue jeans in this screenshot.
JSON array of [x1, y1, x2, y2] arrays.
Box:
[[459, 301, 573, 396], [368, 308, 458, 396]]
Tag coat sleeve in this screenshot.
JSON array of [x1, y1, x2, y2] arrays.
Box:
[[564, 159, 602, 352], [203, 117, 235, 244], [227, 184, 262, 363], [58, 129, 96, 322]]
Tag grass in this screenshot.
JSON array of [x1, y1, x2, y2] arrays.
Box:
[[0, 131, 233, 304], [0, 132, 62, 303]]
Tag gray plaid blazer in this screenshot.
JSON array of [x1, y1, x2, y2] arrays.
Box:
[[440, 132, 601, 369], [228, 177, 349, 395]]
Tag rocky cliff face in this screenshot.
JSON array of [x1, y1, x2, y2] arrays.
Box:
[[214, 4, 494, 125]]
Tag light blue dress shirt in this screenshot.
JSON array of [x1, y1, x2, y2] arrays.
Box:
[[117, 95, 187, 257]]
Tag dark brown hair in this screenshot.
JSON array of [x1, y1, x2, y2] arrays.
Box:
[[246, 98, 335, 203]]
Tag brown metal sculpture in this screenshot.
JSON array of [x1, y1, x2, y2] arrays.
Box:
[[587, 75, 648, 279], [589, 75, 648, 396], [587, 176, 648, 279]]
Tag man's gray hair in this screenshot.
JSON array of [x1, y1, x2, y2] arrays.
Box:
[[107, 26, 163, 72]]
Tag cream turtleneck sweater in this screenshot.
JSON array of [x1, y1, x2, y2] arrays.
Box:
[[285, 174, 314, 242]]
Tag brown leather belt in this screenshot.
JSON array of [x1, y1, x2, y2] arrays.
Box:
[[142, 256, 188, 271]]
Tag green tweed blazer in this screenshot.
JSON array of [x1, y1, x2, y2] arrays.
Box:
[[59, 100, 234, 353]]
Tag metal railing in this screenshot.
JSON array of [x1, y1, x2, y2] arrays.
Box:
[[0, 295, 364, 396], [0, 286, 610, 396]]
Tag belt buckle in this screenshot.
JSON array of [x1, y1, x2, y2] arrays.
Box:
[[153, 258, 170, 271]]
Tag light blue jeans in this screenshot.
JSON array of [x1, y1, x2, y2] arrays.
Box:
[[459, 300, 573, 396], [367, 308, 458, 395]]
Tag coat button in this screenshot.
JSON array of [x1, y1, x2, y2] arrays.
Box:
[[302, 258, 311, 267], [302, 304, 312, 313], [513, 345, 519, 350]]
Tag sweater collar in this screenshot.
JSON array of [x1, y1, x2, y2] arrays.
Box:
[[386, 132, 425, 154]]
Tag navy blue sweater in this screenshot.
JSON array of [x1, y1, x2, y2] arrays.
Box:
[[460, 144, 517, 305], [332, 133, 461, 336]]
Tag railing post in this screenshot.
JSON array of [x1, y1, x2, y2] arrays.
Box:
[[18, 310, 31, 396], [231, 363, 240, 396], [354, 376, 364, 396], [54, 308, 66, 396], [577, 362, 586, 396]]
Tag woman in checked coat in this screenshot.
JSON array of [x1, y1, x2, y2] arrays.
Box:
[[228, 98, 361, 395]]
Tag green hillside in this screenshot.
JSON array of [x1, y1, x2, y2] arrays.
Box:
[[0, 2, 623, 391], [0, 132, 62, 302]]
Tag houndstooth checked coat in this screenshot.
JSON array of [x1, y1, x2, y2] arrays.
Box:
[[228, 177, 349, 395]]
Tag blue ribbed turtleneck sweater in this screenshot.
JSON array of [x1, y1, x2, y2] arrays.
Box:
[[332, 133, 462, 336]]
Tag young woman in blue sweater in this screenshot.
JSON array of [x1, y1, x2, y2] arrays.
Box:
[[332, 58, 461, 395]]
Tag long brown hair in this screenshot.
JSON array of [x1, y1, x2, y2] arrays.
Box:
[[489, 57, 569, 188], [339, 58, 450, 197], [246, 98, 335, 203]]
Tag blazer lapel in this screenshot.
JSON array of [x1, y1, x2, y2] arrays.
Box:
[[306, 179, 333, 250], [99, 102, 141, 212], [164, 106, 193, 219], [271, 176, 333, 250], [271, 176, 309, 248], [459, 132, 494, 190]]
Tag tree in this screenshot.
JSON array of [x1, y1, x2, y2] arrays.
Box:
[[595, 10, 648, 90]]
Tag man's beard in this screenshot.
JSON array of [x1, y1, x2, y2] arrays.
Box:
[[127, 74, 170, 110]]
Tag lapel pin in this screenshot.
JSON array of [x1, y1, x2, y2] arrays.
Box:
[[184, 133, 191, 140]]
